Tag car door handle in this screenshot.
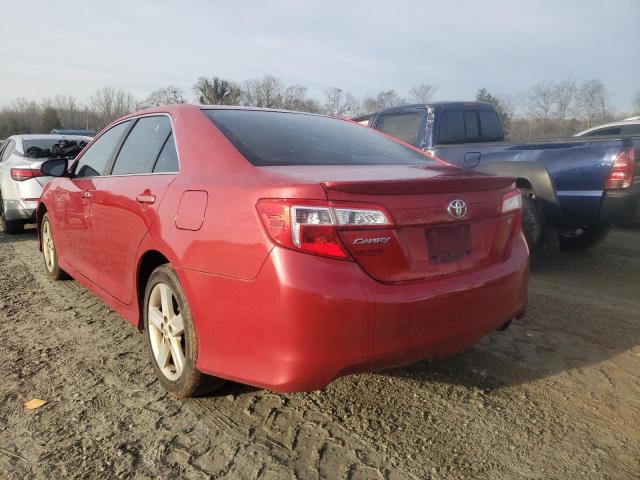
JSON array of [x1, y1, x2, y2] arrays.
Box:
[[82, 191, 91, 199], [136, 193, 156, 204]]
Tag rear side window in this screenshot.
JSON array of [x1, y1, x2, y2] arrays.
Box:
[[204, 110, 437, 166], [75, 121, 131, 177], [376, 112, 422, 145], [153, 133, 179, 172], [112, 116, 172, 175], [478, 111, 503, 141], [438, 111, 465, 144], [584, 127, 622, 136]]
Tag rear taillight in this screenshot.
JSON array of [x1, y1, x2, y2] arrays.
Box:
[[256, 199, 392, 260], [10, 168, 45, 182], [501, 189, 522, 214], [606, 147, 635, 189], [500, 189, 522, 234]]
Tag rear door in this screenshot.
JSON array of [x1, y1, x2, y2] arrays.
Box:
[[91, 115, 178, 304], [57, 121, 131, 281]]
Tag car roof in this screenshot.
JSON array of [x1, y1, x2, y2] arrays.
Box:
[[575, 118, 640, 136]]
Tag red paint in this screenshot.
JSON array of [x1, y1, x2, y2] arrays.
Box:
[[39, 104, 528, 392]]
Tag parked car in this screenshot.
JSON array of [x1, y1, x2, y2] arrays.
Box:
[[356, 102, 639, 252], [50, 128, 96, 137], [574, 118, 640, 137], [37, 104, 528, 397], [0, 134, 90, 233]]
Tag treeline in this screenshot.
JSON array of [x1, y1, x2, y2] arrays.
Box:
[[1, 74, 639, 140]]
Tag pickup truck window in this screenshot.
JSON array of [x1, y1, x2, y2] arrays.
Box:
[[376, 112, 422, 144], [479, 111, 503, 141], [205, 110, 437, 166], [464, 111, 480, 141], [438, 111, 466, 144]]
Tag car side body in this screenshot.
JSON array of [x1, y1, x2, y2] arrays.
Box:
[[37, 104, 528, 393]]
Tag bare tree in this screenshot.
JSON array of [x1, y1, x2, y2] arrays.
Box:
[[141, 86, 186, 108], [53, 95, 85, 129], [575, 79, 609, 128], [323, 87, 358, 116], [193, 77, 241, 105], [241, 75, 284, 108], [282, 84, 320, 112], [12, 98, 42, 133], [519, 82, 555, 137], [552, 78, 576, 133], [408, 84, 437, 103], [89, 87, 137, 128], [361, 90, 405, 113]]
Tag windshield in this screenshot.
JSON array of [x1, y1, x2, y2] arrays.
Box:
[[204, 109, 437, 166]]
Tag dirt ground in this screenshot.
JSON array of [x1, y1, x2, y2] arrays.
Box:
[[0, 225, 638, 480]]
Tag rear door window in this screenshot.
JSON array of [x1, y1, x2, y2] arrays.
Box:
[[111, 116, 172, 175], [376, 112, 422, 145], [153, 133, 179, 172], [75, 121, 131, 177], [1, 140, 14, 161], [584, 127, 622, 137], [438, 111, 466, 144], [621, 124, 640, 136]]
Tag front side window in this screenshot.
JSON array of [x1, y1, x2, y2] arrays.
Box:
[[204, 110, 437, 166], [75, 121, 130, 177], [376, 112, 422, 145], [111, 116, 172, 175]]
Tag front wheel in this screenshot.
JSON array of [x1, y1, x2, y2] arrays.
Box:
[[144, 265, 224, 398], [41, 213, 68, 280], [558, 223, 611, 251]]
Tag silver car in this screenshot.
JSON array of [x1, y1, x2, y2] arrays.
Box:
[[0, 134, 90, 233]]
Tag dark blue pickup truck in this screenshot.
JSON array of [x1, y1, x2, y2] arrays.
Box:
[[356, 102, 639, 252]]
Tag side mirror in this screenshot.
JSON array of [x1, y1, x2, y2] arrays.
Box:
[[41, 158, 69, 177]]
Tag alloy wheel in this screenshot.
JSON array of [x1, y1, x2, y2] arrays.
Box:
[[42, 220, 56, 272], [148, 283, 186, 381]]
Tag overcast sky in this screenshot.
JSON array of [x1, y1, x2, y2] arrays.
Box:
[[1, 0, 638, 112]]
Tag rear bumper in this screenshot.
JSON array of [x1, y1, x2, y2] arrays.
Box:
[[2, 198, 37, 222], [600, 187, 639, 224], [181, 233, 529, 392]]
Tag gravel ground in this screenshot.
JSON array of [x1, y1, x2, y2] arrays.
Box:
[[0, 225, 639, 479]]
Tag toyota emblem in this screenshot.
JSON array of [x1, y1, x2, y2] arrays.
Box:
[[447, 199, 467, 219]]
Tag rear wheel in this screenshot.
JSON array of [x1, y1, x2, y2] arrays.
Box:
[[144, 265, 224, 398], [558, 223, 611, 251], [0, 194, 24, 234]]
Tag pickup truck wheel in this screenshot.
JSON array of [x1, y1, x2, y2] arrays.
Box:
[[558, 223, 611, 251], [520, 191, 543, 253], [0, 194, 24, 234], [144, 265, 225, 398]]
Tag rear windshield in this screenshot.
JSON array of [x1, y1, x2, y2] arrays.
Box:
[[204, 110, 437, 166]]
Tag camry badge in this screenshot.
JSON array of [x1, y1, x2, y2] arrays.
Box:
[[447, 199, 467, 219]]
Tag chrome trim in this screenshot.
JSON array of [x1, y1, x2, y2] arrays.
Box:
[[556, 190, 603, 197]]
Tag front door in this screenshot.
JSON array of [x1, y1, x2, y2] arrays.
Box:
[[59, 120, 132, 281]]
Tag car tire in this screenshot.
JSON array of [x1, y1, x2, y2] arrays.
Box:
[[0, 194, 24, 234], [520, 190, 544, 254], [558, 223, 611, 251], [143, 264, 224, 398], [41, 213, 68, 280]]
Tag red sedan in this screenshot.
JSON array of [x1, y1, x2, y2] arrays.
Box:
[[38, 105, 528, 397]]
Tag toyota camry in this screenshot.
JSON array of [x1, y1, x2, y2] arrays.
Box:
[[37, 104, 528, 397]]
